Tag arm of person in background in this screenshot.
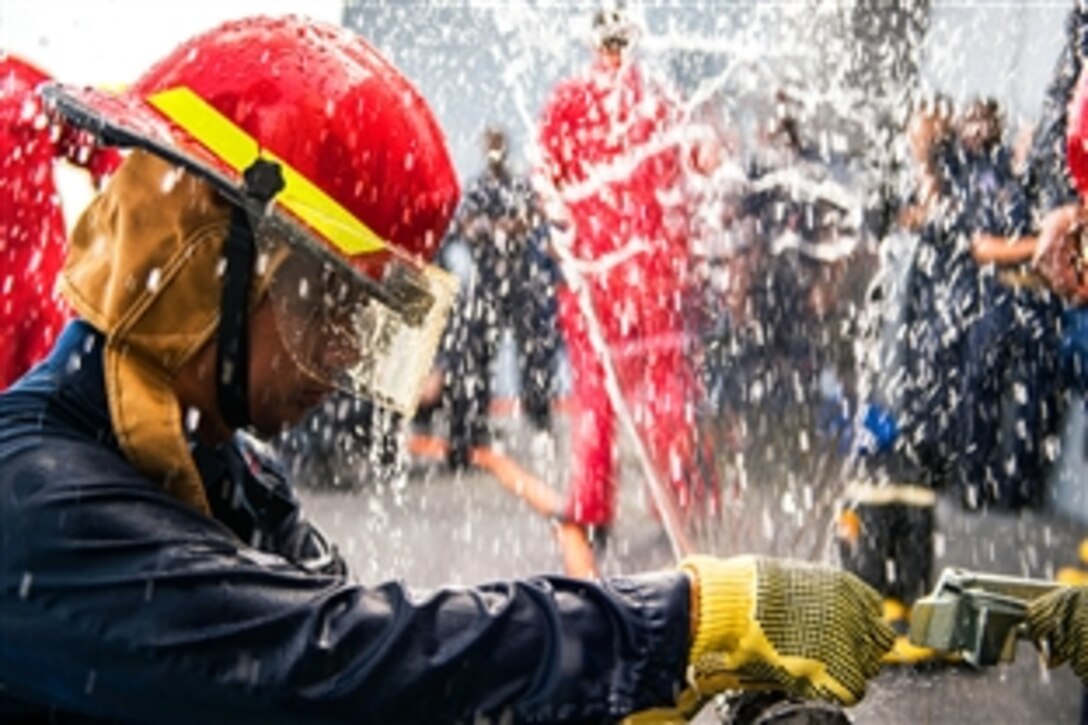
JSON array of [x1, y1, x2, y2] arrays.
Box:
[[971, 231, 1039, 266], [1032, 202, 1088, 304], [970, 148, 1038, 267], [416, 367, 446, 410]]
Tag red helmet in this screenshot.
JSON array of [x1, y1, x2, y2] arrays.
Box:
[[1068, 68, 1088, 198], [44, 15, 458, 271], [44, 16, 461, 416], [1, 52, 50, 96]]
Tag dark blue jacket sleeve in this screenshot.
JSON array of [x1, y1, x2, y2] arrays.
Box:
[[0, 438, 690, 723]]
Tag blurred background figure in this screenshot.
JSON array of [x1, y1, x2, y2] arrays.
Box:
[[537, 2, 718, 543], [742, 88, 868, 459], [957, 96, 1064, 510], [431, 126, 560, 470], [835, 94, 960, 657], [0, 52, 121, 389], [687, 119, 762, 466], [897, 93, 965, 488], [839, 87, 1075, 662]]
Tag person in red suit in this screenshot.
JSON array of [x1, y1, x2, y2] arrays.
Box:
[[0, 53, 121, 389], [537, 6, 717, 543]]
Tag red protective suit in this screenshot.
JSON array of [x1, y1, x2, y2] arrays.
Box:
[[539, 57, 717, 529], [0, 54, 121, 389]]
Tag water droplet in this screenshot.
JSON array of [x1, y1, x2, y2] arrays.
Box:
[[185, 407, 202, 433], [84, 669, 97, 695], [160, 167, 185, 194]]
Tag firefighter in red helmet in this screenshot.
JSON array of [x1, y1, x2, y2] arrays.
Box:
[[537, 3, 718, 540], [0, 53, 121, 389], [0, 16, 892, 722]]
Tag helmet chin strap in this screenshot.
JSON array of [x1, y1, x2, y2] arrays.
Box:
[[215, 159, 285, 431], [215, 204, 257, 430]]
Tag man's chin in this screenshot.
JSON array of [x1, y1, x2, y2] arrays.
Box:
[[249, 417, 295, 440]]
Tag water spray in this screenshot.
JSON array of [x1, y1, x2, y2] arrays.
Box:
[[545, 220, 695, 562]]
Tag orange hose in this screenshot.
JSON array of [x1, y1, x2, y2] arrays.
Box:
[[406, 434, 448, 459], [470, 447, 564, 517], [555, 522, 598, 579], [407, 433, 598, 577]]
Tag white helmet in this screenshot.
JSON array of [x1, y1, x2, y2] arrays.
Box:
[[592, 1, 638, 50]]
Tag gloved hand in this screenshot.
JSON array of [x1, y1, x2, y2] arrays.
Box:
[[679, 555, 895, 707], [1027, 585, 1088, 684]]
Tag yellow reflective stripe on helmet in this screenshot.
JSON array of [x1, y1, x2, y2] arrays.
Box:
[[146, 86, 386, 255]]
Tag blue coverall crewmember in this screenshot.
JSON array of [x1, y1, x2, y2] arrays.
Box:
[[436, 127, 560, 469], [954, 98, 1064, 510]]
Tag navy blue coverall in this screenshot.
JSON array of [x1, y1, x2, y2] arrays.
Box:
[[955, 145, 1064, 508], [0, 321, 689, 723]]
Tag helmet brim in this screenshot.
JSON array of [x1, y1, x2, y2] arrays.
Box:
[[44, 82, 431, 314], [43, 82, 256, 210]]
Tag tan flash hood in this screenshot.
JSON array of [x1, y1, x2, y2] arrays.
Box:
[[62, 150, 264, 511]]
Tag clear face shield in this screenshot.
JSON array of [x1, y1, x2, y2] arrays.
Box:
[[257, 215, 457, 417]]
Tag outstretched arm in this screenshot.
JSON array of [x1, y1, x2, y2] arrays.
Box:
[[0, 440, 690, 723], [971, 232, 1039, 266]]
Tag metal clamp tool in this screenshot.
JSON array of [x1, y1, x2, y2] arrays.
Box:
[[909, 567, 1060, 666]]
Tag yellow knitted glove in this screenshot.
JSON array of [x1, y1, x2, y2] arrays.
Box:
[[1027, 585, 1088, 684], [679, 555, 895, 707]]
